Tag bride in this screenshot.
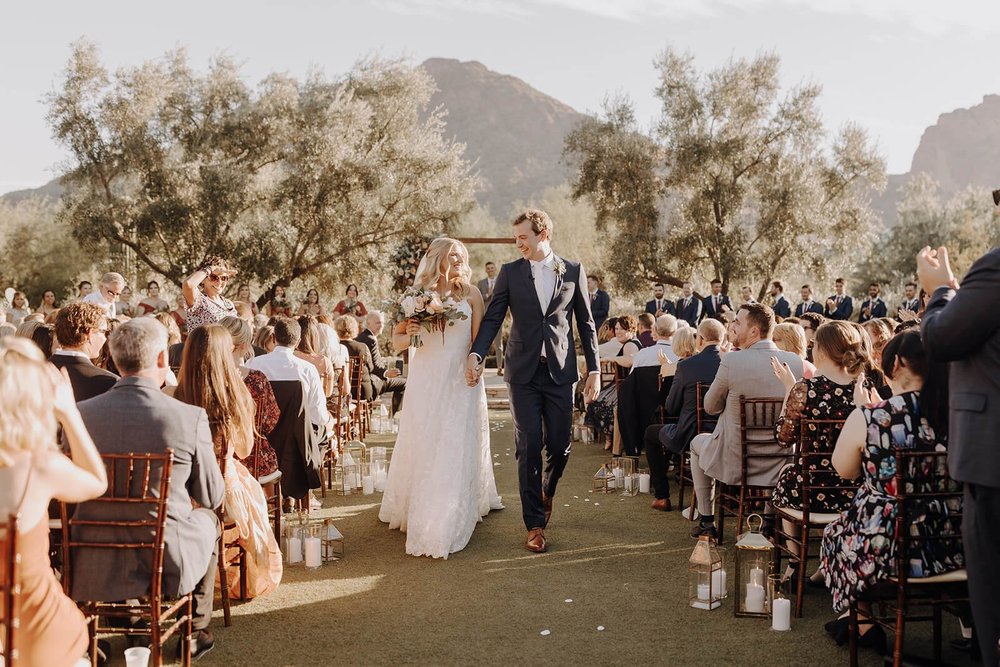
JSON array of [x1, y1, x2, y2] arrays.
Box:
[[378, 238, 503, 558]]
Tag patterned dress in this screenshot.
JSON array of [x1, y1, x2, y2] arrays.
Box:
[[771, 376, 858, 512], [239, 369, 281, 477], [820, 391, 964, 612], [185, 292, 237, 334]]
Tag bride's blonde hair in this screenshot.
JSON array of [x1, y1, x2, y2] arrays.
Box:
[[413, 237, 472, 295]]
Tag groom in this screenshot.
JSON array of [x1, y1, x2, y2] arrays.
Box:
[[467, 209, 601, 553]]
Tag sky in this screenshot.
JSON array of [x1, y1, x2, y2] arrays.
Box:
[[3, 0, 999, 195]]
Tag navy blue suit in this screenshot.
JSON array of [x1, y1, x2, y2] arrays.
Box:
[[676, 296, 703, 327], [471, 256, 600, 530], [824, 294, 853, 320], [795, 300, 823, 317], [645, 298, 675, 317], [857, 297, 887, 323], [702, 294, 731, 320]]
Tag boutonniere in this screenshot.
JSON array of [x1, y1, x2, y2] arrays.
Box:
[[553, 258, 567, 277]]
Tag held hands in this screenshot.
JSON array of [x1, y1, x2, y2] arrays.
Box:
[[465, 354, 483, 387], [769, 356, 797, 393], [916, 246, 959, 295], [583, 372, 601, 405]]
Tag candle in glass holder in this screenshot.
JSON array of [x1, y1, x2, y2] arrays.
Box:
[[304, 536, 322, 569], [750, 564, 765, 587], [745, 584, 766, 613], [711, 568, 727, 597], [639, 473, 651, 494], [697, 583, 710, 601], [772, 597, 791, 631], [288, 535, 303, 564], [362, 475, 375, 495]]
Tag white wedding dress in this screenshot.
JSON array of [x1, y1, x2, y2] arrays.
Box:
[[378, 299, 503, 559]]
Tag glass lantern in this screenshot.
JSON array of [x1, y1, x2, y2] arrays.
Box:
[[283, 512, 308, 565], [331, 462, 355, 496], [733, 514, 775, 618], [592, 464, 614, 494], [302, 522, 323, 569], [688, 535, 726, 610], [321, 518, 345, 562], [359, 462, 375, 495]]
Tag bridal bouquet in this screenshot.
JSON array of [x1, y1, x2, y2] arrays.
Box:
[[384, 287, 468, 348]]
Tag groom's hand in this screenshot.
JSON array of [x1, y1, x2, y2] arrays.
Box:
[[583, 373, 601, 404], [466, 354, 483, 387]]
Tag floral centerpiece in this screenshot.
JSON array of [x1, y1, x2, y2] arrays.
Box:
[[384, 287, 469, 348]]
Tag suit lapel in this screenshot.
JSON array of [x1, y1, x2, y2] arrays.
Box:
[[544, 256, 564, 317], [522, 259, 543, 316]]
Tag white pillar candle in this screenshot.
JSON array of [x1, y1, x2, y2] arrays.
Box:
[[746, 584, 766, 613], [711, 569, 727, 598], [750, 565, 765, 587], [697, 583, 710, 601], [375, 470, 388, 492], [771, 597, 791, 631], [362, 475, 375, 495], [304, 536, 322, 569], [287, 536, 303, 564], [639, 473, 651, 494], [624, 475, 633, 493]]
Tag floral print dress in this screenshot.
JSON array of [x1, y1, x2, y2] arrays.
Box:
[[771, 376, 858, 512], [819, 391, 964, 613]]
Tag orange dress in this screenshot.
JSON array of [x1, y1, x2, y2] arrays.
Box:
[[1, 519, 87, 666]]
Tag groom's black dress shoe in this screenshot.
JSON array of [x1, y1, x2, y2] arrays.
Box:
[[526, 528, 546, 553], [542, 492, 553, 526]]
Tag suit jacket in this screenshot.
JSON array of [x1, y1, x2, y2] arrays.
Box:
[[472, 256, 599, 386], [342, 339, 376, 400], [858, 297, 887, 323], [700, 340, 804, 486], [921, 247, 1000, 489], [824, 295, 854, 320], [772, 295, 791, 320], [900, 297, 921, 314], [676, 296, 703, 327], [49, 353, 118, 402], [617, 365, 664, 456], [795, 300, 823, 317], [702, 294, 732, 320], [645, 298, 676, 316], [590, 289, 610, 331], [477, 277, 498, 308], [70, 377, 224, 601], [660, 345, 722, 453], [356, 328, 388, 392], [267, 379, 322, 498]]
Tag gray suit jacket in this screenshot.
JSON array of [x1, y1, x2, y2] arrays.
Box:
[[701, 340, 804, 486], [71, 376, 224, 601], [921, 247, 1000, 489]]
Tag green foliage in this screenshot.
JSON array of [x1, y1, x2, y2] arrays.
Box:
[[564, 49, 886, 298]]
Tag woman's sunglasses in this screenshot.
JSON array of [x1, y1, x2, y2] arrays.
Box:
[[210, 274, 230, 283]]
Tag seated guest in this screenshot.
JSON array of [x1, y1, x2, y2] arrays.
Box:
[[0, 337, 108, 667], [861, 318, 892, 363], [857, 282, 887, 323], [172, 324, 282, 599], [71, 318, 224, 659], [357, 311, 406, 415], [643, 318, 726, 510], [676, 281, 703, 327], [254, 324, 277, 354], [296, 316, 336, 398], [671, 325, 698, 362], [689, 303, 805, 538], [335, 314, 376, 401], [94, 318, 122, 375], [596, 316, 621, 357], [587, 315, 641, 448], [30, 322, 57, 357], [772, 322, 816, 379], [770, 281, 791, 321], [820, 331, 963, 652], [823, 278, 853, 321], [632, 315, 677, 370], [636, 313, 656, 348], [645, 283, 675, 317], [82, 272, 125, 319], [798, 312, 825, 363], [795, 284, 823, 317], [702, 279, 731, 321], [50, 303, 118, 401]]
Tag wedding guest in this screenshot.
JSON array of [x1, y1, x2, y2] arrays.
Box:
[[295, 316, 335, 397], [0, 337, 108, 667], [861, 318, 892, 364], [138, 280, 171, 314], [316, 315, 349, 370], [335, 314, 375, 400], [152, 312, 183, 348], [333, 284, 368, 320], [170, 295, 187, 334], [35, 290, 59, 318], [358, 311, 406, 415], [671, 324, 698, 361], [7, 291, 30, 325], [588, 276, 610, 333], [608, 315, 642, 370], [254, 324, 277, 354], [76, 280, 92, 301], [899, 281, 920, 317], [824, 278, 853, 321], [115, 285, 137, 319], [477, 262, 504, 375], [795, 284, 823, 317], [773, 322, 815, 379], [689, 303, 804, 538], [919, 243, 1000, 662], [71, 318, 224, 660], [798, 312, 825, 362], [643, 318, 726, 510], [636, 312, 656, 348], [172, 323, 282, 599], [676, 281, 703, 327], [234, 301, 255, 328], [702, 279, 730, 321], [857, 282, 887, 323], [297, 288, 325, 317], [587, 315, 640, 446], [235, 284, 259, 316], [265, 285, 293, 318], [82, 272, 125, 319], [597, 317, 620, 355], [821, 330, 962, 653], [50, 303, 118, 401], [646, 283, 675, 317], [94, 318, 122, 375], [740, 285, 756, 305], [219, 317, 280, 478], [15, 319, 42, 340], [631, 314, 678, 370], [30, 322, 57, 357], [183, 256, 237, 333], [770, 281, 791, 321]]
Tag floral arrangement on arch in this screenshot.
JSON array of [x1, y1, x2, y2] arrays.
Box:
[[390, 234, 434, 293]]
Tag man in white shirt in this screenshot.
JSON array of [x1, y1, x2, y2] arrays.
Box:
[[631, 315, 679, 371], [82, 272, 125, 319], [246, 316, 330, 433]]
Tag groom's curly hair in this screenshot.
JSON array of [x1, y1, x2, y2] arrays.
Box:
[[512, 209, 552, 235]]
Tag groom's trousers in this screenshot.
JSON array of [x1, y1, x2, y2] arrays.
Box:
[[508, 360, 574, 530]]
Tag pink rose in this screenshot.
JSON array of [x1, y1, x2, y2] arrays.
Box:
[[428, 294, 445, 314]]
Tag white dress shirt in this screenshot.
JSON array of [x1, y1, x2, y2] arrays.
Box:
[[528, 252, 557, 313], [631, 339, 678, 371], [82, 291, 117, 319], [246, 346, 328, 428]]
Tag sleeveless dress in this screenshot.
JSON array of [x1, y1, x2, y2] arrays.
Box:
[[378, 299, 503, 559]]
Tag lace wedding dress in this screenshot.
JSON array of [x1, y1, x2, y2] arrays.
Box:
[[378, 299, 503, 558]]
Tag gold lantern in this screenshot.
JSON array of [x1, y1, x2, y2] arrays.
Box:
[[592, 464, 615, 494], [733, 514, 775, 618], [321, 518, 345, 561], [688, 535, 726, 610]]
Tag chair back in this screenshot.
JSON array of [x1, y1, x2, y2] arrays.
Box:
[[61, 451, 173, 600], [695, 382, 717, 434], [797, 418, 855, 520], [0, 514, 20, 667], [348, 355, 365, 401], [267, 380, 321, 499], [599, 359, 618, 391], [738, 396, 788, 484]]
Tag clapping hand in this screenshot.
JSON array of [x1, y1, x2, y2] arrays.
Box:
[[769, 356, 797, 393], [657, 349, 676, 375], [897, 308, 918, 323], [853, 372, 878, 407], [916, 246, 959, 295]]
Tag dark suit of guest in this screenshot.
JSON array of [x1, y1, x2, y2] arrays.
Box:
[[900, 296, 920, 314], [49, 353, 118, 402], [342, 339, 376, 401], [590, 289, 610, 333], [795, 300, 823, 317], [921, 247, 1000, 661], [645, 298, 675, 317], [478, 277, 504, 372], [676, 296, 703, 327], [772, 295, 791, 320], [642, 345, 722, 500], [702, 294, 731, 321], [857, 297, 887, 323], [70, 377, 224, 631], [356, 328, 406, 414], [824, 294, 853, 320]]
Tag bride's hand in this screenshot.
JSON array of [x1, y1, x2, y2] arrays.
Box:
[[405, 319, 422, 336]]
